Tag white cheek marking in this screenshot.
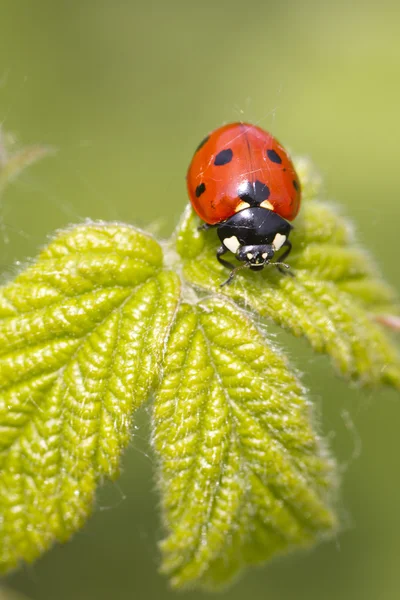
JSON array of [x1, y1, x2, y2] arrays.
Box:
[[273, 233, 286, 251], [223, 236, 241, 254], [246, 253, 254, 260], [262, 253, 268, 259]]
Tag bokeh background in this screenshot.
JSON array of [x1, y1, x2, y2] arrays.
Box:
[[1, 1, 400, 599]]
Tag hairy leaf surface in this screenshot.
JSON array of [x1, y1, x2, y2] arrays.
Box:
[[0, 223, 180, 572], [153, 297, 337, 589], [176, 204, 400, 389]]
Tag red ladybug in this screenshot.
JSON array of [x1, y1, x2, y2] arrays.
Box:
[[187, 122, 301, 284]]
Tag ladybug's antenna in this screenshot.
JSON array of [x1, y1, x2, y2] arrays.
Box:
[[220, 262, 251, 287], [221, 260, 291, 287], [271, 261, 294, 277], [271, 262, 290, 269]]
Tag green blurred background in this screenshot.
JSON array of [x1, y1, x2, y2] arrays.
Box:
[[1, 1, 400, 599]]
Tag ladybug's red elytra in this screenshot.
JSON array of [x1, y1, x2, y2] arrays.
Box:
[[187, 122, 301, 285]]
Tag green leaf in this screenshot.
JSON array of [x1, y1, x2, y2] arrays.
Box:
[[0, 223, 180, 573], [153, 297, 337, 590], [1, 131, 399, 591], [175, 200, 400, 389]]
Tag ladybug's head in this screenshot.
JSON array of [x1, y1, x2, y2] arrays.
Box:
[[217, 207, 290, 270], [236, 244, 275, 270], [216, 206, 293, 285]]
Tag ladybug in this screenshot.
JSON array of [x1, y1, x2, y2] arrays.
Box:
[[187, 122, 301, 285]]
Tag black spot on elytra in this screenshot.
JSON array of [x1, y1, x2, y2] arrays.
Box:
[[293, 179, 299, 191], [195, 183, 206, 198], [267, 149, 282, 164], [238, 181, 254, 202], [238, 180, 270, 204], [254, 180, 270, 201], [214, 148, 233, 166], [195, 135, 209, 152]]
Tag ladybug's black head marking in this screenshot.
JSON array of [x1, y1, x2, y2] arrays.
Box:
[[216, 206, 293, 284], [236, 244, 275, 269], [217, 207, 292, 250]]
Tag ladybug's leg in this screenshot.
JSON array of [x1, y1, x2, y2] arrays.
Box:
[[217, 245, 237, 271], [278, 239, 292, 262], [275, 240, 295, 276], [217, 246, 249, 287]]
